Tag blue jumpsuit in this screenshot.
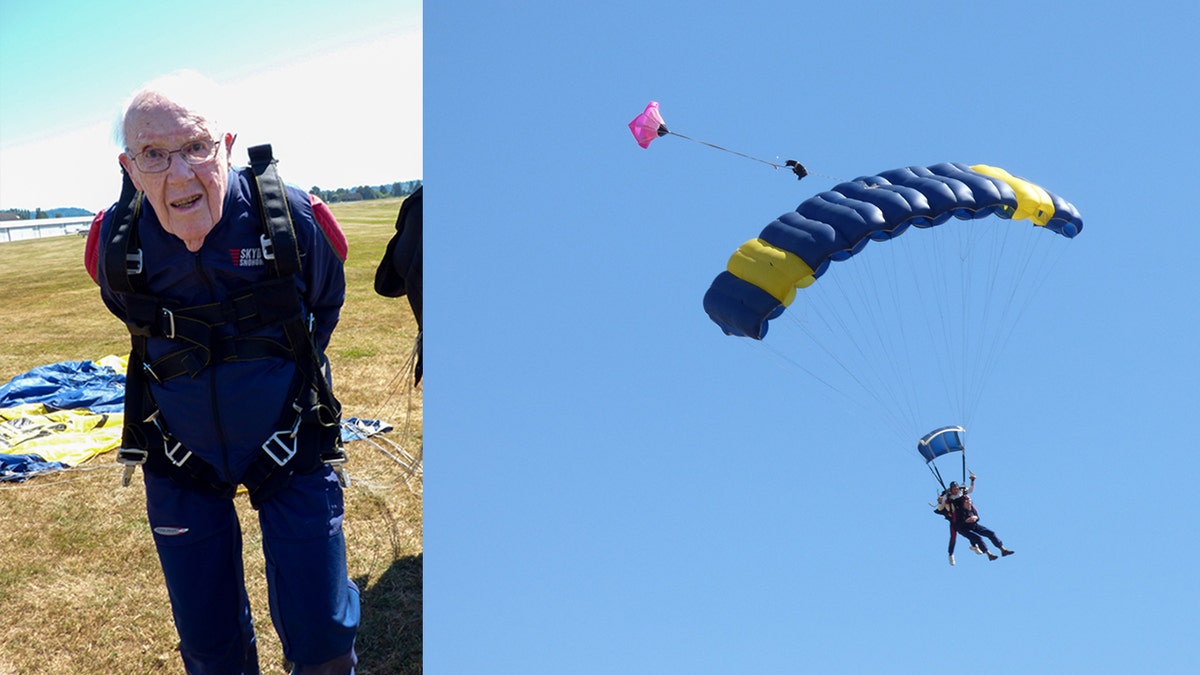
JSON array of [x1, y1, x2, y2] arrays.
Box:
[[93, 168, 359, 674], [949, 494, 1005, 555]]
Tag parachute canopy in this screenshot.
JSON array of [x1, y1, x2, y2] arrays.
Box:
[[628, 101, 668, 149], [0, 357, 129, 481], [918, 426, 966, 464], [0, 358, 394, 482], [703, 163, 1083, 339]]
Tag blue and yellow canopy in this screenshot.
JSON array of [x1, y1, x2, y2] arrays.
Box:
[[703, 163, 1083, 339]]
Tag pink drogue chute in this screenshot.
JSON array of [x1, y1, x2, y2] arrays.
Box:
[[627, 100, 808, 179], [628, 101, 668, 149]]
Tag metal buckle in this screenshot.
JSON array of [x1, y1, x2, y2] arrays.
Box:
[[117, 447, 148, 487], [261, 431, 298, 466], [261, 409, 302, 467], [160, 308, 176, 339], [126, 249, 143, 275], [324, 455, 351, 488], [260, 233, 276, 260], [141, 361, 162, 384], [148, 411, 192, 467], [163, 439, 192, 467]]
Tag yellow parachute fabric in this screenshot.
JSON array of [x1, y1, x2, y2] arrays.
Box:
[[96, 354, 128, 373], [727, 238, 816, 305], [0, 403, 124, 466], [969, 164, 1056, 226]]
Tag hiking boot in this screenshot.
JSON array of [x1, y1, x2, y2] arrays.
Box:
[[970, 545, 983, 555], [948, 554, 956, 566], [986, 551, 999, 561], [1001, 548, 1015, 557]]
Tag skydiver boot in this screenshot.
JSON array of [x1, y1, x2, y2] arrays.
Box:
[[1000, 548, 1015, 557], [986, 550, 999, 561], [970, 545, 983, 555], [948, 554, 956, 566]]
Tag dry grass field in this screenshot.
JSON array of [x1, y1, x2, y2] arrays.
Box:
[[0, 197, 422, 674]]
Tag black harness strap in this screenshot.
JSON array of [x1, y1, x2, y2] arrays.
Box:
[[124, 276, 304, 381], [102, 170, 144, 296], [248, 145, 300, 278], [249, 145, 342, 436], [105, 169, 160, 487], [243, 146, 346, 502]]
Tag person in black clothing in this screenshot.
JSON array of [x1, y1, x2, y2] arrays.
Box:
[[375, 186, 423, 384], [935, 474, 1014, 562]]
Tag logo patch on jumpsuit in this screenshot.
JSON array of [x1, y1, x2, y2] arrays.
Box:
[[153, 526, 191, 536], [230, 247, 265, 267]]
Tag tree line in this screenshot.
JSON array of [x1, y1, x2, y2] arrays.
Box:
[[1, 181, 422, 220], [1, 207, 92, 220], [309, 180, 422, 203]]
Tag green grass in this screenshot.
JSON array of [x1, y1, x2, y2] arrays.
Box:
[[0, 197, 422, 674]]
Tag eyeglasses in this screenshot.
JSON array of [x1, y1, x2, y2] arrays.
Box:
[[127, 138, 222, 173]]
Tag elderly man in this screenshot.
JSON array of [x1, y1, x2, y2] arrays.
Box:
[[85, 71, 358, 674]]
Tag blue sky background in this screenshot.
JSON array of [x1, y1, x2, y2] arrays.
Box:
[[0, 0, 420, 211], [426, 2, 1198, 673]]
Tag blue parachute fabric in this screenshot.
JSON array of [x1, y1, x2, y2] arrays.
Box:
[[340, 417, 395, 442], [0, 359, 398, 480], [917, 426, 966, 463], [0, 359, 126, 413], [705, 271, 788, 338], [0, 359, 126, 480], [0, 453, 69, 482], [703, 163, 1083, 339]]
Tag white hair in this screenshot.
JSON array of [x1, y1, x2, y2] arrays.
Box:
[[114, 70, 233, 149]]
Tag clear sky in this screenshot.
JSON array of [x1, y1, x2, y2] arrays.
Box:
[[425, 2, 1199, 674], [0, 0, 421, 212]]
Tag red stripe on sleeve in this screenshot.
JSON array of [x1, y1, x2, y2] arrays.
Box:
[[310, 194, 348, 261]]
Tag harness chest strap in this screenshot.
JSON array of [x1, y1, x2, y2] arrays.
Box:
[[124, 276, 304, 382]]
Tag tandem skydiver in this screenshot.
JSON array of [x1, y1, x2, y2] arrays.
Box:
[[934, 474, 1015, 564]]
